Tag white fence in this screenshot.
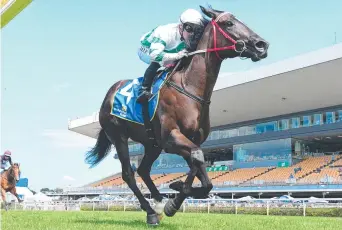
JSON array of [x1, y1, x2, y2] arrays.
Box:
[[4, 198, 342, 217]]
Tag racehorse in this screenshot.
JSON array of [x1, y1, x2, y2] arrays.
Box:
[[1, 163, 22, 210], [85, 6, 269, 225]]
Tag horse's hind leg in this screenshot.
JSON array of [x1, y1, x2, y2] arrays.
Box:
[[105, 129, 159, 225], [137, 146, 163, 201], [137, 146, 164, 215]]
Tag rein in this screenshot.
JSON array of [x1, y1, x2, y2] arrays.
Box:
[[165, 12, 245, 105]]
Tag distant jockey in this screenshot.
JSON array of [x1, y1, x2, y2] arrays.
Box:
[[136, 8, 207, 103], [1, 150, 13, 172]]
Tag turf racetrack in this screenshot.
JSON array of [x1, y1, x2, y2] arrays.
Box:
[[2, 211, 341, 230]]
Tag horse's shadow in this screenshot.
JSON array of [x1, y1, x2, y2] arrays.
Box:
[[74, 219, 179, 229]]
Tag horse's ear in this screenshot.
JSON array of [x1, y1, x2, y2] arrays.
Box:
[[199, 5, 216, 19]]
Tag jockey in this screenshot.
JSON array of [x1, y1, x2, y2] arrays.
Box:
[[0, 150, 13, 171], [136, 9, 207, 103]]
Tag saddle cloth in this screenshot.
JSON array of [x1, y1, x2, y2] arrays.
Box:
[[111, 71, 168, 125]]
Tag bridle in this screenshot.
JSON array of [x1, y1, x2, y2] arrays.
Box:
[[165, 12, 248, 106], [189, 12, 248, 60]]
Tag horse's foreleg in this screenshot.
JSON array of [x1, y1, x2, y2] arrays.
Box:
[[163, 129, 203, 217], [1, 188, 8, 211], [10, 187, 22, 203], [170, 157, 213, 199], [191, 161, 213, 198]]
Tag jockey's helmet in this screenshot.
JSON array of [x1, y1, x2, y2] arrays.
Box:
[[179, 9, 206, 51], [4, 150, 11, 157], [179, 9, 205, 27]]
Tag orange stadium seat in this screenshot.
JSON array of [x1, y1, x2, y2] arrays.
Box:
[[249, 156, 335, 184]]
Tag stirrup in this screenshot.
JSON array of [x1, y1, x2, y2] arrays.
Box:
[[137, 89, 151, 103]]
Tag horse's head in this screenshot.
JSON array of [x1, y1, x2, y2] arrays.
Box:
[[11, 163, 21, 182], [200, 6, 269, 62]]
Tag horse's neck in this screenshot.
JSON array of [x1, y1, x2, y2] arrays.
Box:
[[183, 26, 222, 102], [5, 169, 14, 178]]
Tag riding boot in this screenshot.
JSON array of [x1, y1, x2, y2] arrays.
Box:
[[137, 62, 161, 104]]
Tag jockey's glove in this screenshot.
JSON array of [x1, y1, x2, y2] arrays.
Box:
[[162, 50, 189, 62]]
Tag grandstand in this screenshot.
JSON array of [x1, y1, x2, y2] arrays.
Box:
[[67, 43, 342, 199]]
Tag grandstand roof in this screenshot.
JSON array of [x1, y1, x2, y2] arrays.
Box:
[[68, 43, 342, 139]]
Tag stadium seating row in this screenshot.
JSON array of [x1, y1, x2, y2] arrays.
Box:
[[90, 155, 342, 189]]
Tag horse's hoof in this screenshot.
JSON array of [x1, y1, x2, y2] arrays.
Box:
[[147, 213, 160, 226], [169, 180, 183, 192], [164, 199, 178, 217]]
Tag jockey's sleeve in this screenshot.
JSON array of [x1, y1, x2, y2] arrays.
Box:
[[8, 157, 12, 165], [150, 42, 182, 63], [149, 29, 182, 63]]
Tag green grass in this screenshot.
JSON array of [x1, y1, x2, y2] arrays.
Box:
[[2, 211, 342, 230]]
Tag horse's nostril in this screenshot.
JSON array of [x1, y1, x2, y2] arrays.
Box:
[[255, 41, 268, 50]]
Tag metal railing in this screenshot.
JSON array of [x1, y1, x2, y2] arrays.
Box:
[[3, 198, 342, 217]]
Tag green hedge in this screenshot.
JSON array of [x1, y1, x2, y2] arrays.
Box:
[[79, 204, 342, 217], [305, 208, 342, 217], [80, 204, 141, 212], [269, 208, 303, 216]]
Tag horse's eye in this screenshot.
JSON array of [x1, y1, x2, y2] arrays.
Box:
[[226, 21, 234, 27]]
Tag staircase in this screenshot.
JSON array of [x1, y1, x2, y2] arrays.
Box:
[[209, 170, 231, 183], [162, 173, 188, 185]]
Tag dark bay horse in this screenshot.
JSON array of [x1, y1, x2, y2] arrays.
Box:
[[86, 6, 269, 225], [1, 163, 22, 210]]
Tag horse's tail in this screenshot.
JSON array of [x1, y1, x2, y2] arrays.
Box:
[[85, 129, 112, 168]]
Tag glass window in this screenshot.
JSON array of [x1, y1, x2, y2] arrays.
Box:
[[211, 131, 220, 140], [302, 115, 312, 127], [207, 132, 213, 141], [278, 119, 289, 131], [228, 129, 238, 138], [337, 110, 342, 122], [326, 112, 336, 124], [265, 121, 277, 132], [291, 117, 300, 128], [238, 126, 247, 136], [233, 138, 292, 163], [220, 130, 230, 139], [255, 123, 265, 134], [245, 126, 256, 135], [152, 154, 187, 170], [313, 114, 323, 125], [256, 121, 277, 133]]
